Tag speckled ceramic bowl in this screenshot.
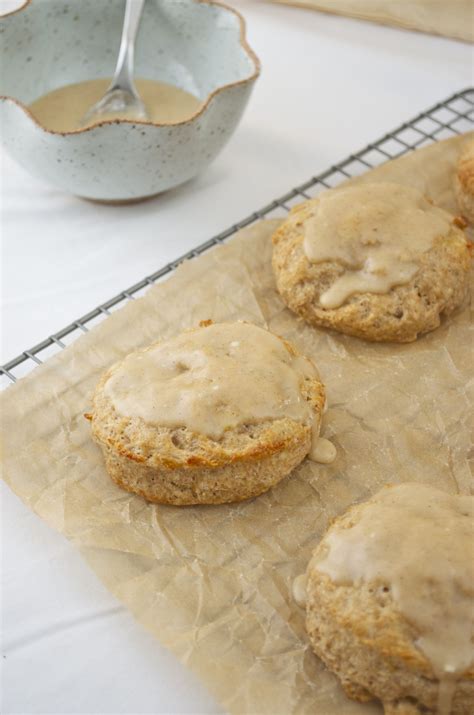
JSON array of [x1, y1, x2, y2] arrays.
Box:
[[0, 0, 259, 202]]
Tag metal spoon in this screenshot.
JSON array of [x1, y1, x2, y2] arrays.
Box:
[[81, 0, 148, 127]]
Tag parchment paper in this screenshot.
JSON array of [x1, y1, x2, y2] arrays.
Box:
[[2, 134, 473, 715], [267, 0, 474, 43]]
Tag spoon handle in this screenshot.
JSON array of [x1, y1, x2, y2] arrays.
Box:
[[110, 0, 146, 94]]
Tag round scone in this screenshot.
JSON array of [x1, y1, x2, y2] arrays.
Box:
[[272, 182, 471, 342], [87, 321, 326, 505], [297, 483, 474, 715], [455, 140, 474, 223]]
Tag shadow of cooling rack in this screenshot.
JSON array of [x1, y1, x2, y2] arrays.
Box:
[[1, 87, 473, 387]]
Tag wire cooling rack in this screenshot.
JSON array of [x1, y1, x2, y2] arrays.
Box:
[[2, 87, 473, 387]]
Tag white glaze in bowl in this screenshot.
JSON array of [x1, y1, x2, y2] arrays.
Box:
[[0, 0, 260, 201]]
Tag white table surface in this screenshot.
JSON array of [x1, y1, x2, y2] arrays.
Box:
[[1, 0, 472, 712]]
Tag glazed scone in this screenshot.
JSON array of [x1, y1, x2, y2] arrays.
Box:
[[296, 483, 474, 715], [272, 182, 471, 342], [455, 140, 474, 223], [87, 321, 326, 505]]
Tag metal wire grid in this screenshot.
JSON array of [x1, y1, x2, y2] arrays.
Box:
[[2, 87, 473, 387]]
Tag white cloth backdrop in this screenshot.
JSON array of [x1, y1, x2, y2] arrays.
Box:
[[1, 0, 472, 712]]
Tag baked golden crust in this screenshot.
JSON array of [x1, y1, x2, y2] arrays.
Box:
[[100, 432, 311, 505], [88, 323, 325, 505], [272, 199, 471, 343], [455, 141, 474, 223], [305, 505, 474, 715]]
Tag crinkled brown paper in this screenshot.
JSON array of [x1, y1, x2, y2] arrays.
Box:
[[1, 135, 473, 715], [267, 0, 473, 43]]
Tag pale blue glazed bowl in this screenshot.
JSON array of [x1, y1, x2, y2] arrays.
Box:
[[0, 0, 259, 202]]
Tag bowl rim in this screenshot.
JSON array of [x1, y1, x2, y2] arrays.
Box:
[[0, 0, 260, 136]]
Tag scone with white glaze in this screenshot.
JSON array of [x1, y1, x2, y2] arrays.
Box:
[[272, 182, 471, 342], [294, 483, 474, 715], [455, 140, 474, 223], [87, 321, 327, 505]]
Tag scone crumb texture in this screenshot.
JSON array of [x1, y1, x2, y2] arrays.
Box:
[[313, 483, 474, 679]]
